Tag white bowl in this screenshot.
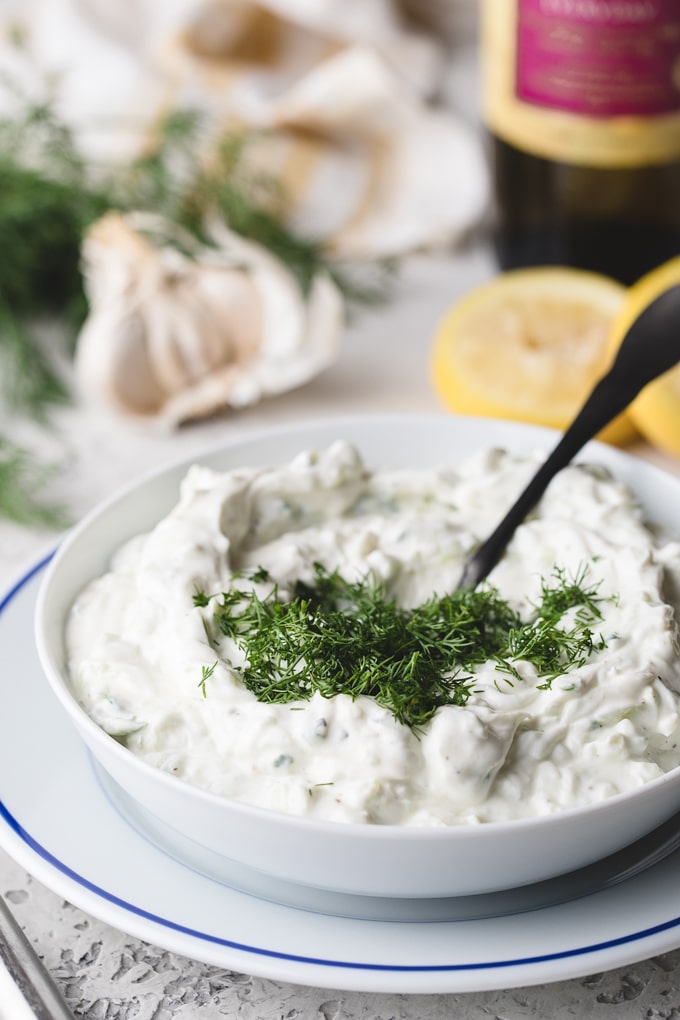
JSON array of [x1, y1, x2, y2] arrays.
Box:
[[34, 413, 680, 900]]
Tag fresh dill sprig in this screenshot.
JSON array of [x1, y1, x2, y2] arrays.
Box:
[[198, 661, 218, 698], [0, 93, 394, 526], [112, 111, 396, 302], [498, 565, 607, 690], [0, 98, 393, 417], [0, 98, 107, 412], [0, 437, 68, 529], [194, 563, 607, 730]]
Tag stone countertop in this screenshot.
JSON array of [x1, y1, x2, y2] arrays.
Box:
[[3, 245, 680, 1019]]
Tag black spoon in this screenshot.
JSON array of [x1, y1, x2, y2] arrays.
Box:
[[458, 282, 680, 591]]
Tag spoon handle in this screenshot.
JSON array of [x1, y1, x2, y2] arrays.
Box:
[[0, 894, 74, 1020], [458, 284, 680, 590]]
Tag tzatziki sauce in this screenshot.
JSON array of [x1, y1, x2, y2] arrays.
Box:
[[66, 442, 680, 826]]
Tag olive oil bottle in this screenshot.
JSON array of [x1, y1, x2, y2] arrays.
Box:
[[481, 0, 680, 285]]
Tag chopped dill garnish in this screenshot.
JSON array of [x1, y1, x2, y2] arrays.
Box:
[[192, 588, 213, 609], [198, 661, 218, 698], [249, 565, 271, 584], [194, 563, 607, 730], [497, 565, 607, 690]]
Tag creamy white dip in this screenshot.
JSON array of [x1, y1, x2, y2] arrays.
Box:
[[66, 442, 680, 826]]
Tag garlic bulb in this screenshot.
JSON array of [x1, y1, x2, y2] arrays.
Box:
[[74, 212, 343, 424]]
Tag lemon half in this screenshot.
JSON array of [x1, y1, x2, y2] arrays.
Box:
[[614, 257, 680, 458], [431, 267, 636, 446]]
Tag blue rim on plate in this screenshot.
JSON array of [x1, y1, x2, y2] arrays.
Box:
[[4, 553, 680, 993]]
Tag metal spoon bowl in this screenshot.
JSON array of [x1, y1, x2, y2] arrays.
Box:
[[458, 282, 680, 590]]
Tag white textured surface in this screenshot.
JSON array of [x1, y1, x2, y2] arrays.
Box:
[[5, 850, 680, 1018], [3, 245, 680, 1015], [0, 958, 38, 1020]]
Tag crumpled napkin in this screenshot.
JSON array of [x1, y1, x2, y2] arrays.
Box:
[[2, 0, 487, 258]]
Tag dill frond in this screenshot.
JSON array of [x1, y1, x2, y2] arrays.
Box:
[[197, 563, 607, 730], [0, 437, 68, 529]]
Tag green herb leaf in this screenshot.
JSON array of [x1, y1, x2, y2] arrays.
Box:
[[198, 661, 218, 698], [198, 563, 607, 730], [0, 437, 68, 529]]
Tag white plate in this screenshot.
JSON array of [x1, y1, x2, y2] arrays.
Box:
[[6, 417, 680, 994], [7, 561, 680, 995]]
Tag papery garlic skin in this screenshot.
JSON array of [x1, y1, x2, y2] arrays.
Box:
[[156, 42, 488, 258], [74, 212, 343, 424], [2, 0, 487, 256]]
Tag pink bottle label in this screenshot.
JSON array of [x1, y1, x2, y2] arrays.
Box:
[[516, 0, 680, 117]]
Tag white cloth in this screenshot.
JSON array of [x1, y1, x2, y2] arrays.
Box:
[[0, 0, 487, 258]]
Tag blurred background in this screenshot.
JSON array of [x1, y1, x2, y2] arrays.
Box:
[[1, 0, 679, 554], [0, 0, 490, 557]]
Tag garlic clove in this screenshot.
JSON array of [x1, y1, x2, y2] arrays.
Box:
[[160, 271, 343, 421], [266, 45, 404, 139], [75, 304, 167, 417], [227, 271, 343, 406], [163, 222, 344, 418], [258, 47, 488, 259], [330, 98, 488, 259], [74, 211, 343, 424]]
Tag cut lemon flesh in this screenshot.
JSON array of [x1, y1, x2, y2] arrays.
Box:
[[431, 267, 636, 446], [615, 257, 680, 458]]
